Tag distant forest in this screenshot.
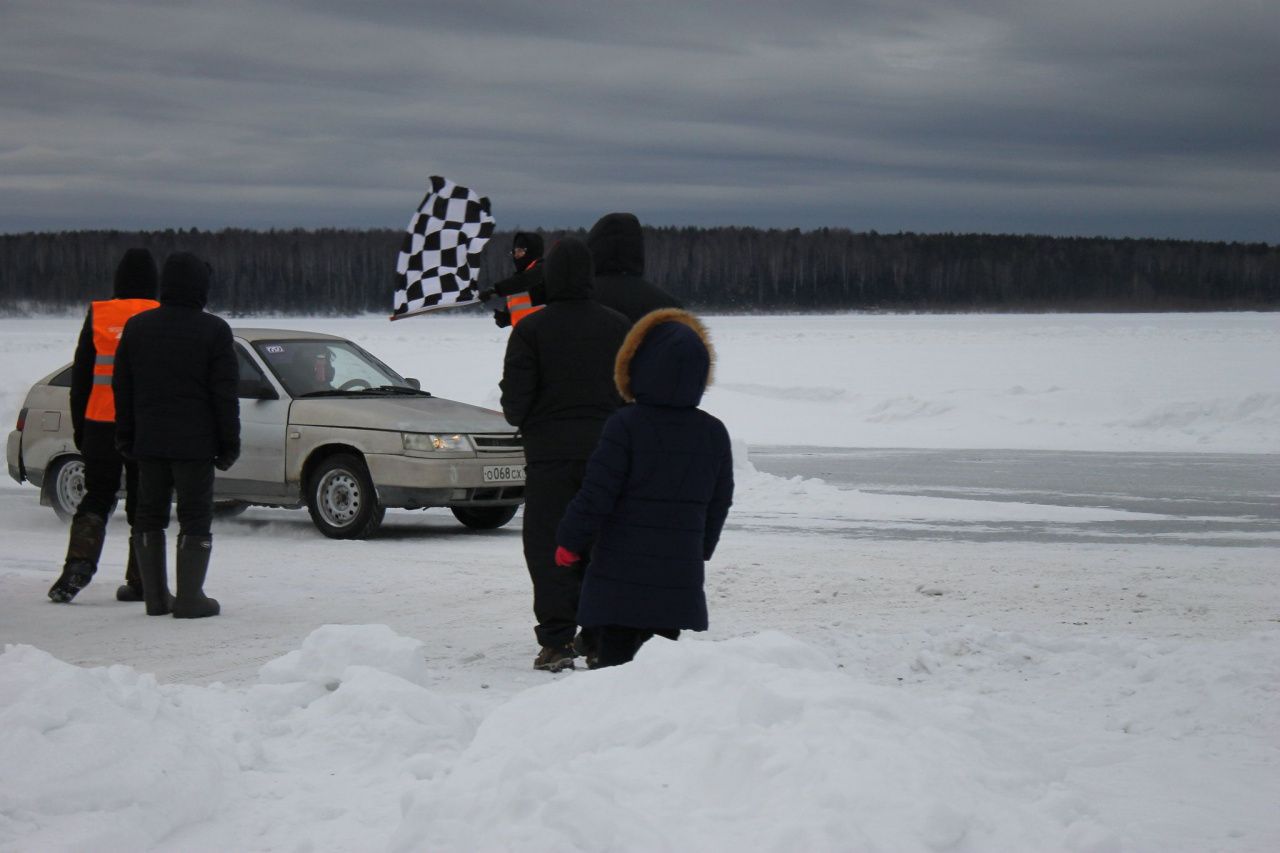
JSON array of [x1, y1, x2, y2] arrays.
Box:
[[1, 227, 1276, 315]]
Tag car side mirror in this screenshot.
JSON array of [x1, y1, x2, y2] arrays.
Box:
[[404, 377, 421, 390], [238, 377, 279, 400]]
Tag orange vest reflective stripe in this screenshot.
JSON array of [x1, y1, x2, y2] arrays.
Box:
[[506, 292, 544, 326], [85, 298, 160, 422]]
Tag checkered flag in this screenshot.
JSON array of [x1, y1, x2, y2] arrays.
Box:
[[392, 176, 496, 320]]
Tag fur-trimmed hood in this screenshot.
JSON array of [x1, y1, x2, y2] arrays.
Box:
[[615, 308, 714, 407]]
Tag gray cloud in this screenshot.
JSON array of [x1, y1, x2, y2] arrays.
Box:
[[1, 0, 1276, 240]]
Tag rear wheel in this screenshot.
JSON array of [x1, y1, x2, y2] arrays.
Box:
[[45, 455, 86, 521], [306, 453, 385, 539], [451, 505, 519, 530]]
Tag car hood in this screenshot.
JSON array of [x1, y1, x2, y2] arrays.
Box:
[[289, 396, 514, 434]]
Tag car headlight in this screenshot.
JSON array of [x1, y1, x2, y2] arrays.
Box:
[[402, 433, 471, 452]]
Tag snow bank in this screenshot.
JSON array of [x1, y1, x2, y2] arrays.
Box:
[[0, 645, 233, 850], [4, 620, 1279, 851], [393, 631, 1116, 852], [0, 625, 478, 852], [3, 626, 1127, 853]]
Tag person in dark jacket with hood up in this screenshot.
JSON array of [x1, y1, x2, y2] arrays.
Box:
[[113, 252, 240, 619], [555, 308, 733, 668], [48, 248, 160, 604], [500, 236, 631, 671], [586, 212, 683, 323], [480, 231, 546, 329]]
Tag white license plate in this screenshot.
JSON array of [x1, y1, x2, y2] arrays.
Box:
[[483, 464, 525, 483]]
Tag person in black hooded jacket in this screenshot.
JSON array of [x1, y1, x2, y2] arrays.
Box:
[[586, 212, 683, 323], [500, 236, 631, 671], [113, 252, 240, 619], [47, 248, 160, 604]]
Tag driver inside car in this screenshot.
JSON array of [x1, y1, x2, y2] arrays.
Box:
[[277, 344, 335, 396]]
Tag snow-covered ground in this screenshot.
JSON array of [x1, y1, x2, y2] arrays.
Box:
[[1, 312, 1278, 852]]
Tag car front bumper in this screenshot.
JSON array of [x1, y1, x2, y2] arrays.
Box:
[[365, 451, 525, 509]]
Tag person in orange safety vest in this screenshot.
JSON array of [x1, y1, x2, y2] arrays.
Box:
[[48, 248, 160, 604], [480, 232, 545, 329]]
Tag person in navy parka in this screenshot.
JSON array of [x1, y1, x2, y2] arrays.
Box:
[[554, 308, 734, 668]]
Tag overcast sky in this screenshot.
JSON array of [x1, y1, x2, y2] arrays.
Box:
[[2, 0, 1277, 241]]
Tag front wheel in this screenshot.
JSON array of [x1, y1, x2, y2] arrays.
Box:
[[306, 453, 385, 539], [45, 455, 86, 521], [451, 505, 519, 530]]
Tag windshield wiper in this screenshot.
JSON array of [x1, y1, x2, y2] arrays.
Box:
[[371, 385, 432, 396], [297, 385, 431, 398]]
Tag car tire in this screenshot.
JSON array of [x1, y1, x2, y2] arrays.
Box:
[[45, 454, 87, 521], [306, 453, 385, 539], [451, 505, 519, 530]]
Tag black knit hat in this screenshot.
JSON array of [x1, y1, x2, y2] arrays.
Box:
[[512, 231, 544, 258], [113, 248, 158, 299], [160, 252, 211, 308]]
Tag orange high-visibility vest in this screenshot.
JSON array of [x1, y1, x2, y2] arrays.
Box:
[[505, 258, 544, 327], [505, 292, 544, 326], [85, 298, 159, 422]]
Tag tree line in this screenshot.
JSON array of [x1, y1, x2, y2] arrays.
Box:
[[1, 227, 1275, 315]]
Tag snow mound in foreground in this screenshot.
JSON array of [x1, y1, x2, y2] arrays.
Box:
[[393, 631, 1117, 852], [0, 645, 233, 850]]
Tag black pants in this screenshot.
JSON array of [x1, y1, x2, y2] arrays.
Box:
[[596, 626, 681, 668], [75, 421, 137, 523], [133, 458, 215, 536], [522, 459, 589, 648]]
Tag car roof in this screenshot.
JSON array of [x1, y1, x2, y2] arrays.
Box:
[[231, 327, 347, 343]]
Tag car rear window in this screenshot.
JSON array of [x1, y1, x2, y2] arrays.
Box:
[[49, 366, 74, 387]]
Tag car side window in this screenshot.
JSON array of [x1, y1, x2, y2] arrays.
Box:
[[49, 366, 74, 387], [235, 345, 272, 398]]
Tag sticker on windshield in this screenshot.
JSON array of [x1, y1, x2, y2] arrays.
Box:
[[264, 345, 284, 354]]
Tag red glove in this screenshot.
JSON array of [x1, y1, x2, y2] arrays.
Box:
[[554, 546, 580, 567]]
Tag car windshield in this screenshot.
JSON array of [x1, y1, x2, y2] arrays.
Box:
[[254, 339, 415, 398]]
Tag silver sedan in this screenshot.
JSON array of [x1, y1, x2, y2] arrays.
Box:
[[7, 327, 525, 539]]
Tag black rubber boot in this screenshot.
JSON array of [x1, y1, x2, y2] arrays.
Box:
[[116, 540, 145, 602], [48, 513, 107, 603], [172, 533, 220, 619], [133, 531, 173, 616]]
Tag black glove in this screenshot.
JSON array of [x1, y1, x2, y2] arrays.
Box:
[[477, 288, 495, 302], [115, 438, 135, 462], [492, 309, 511, 329], [214, 444, 240, 471]]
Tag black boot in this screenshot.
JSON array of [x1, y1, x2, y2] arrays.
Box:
[[133, 531, 174, 616], [172, 533, 220, 619], [116, 539, 145, 602], [48, 513, 107, 603]]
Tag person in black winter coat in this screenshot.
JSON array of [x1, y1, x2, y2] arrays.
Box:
[[113, 252, 240, 619], [480, 231, 546, 328], [555, 308, 734, 668], [586, 213, 683, 323], [500, 236, 631, 671], [47, 248, 160, 604]]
